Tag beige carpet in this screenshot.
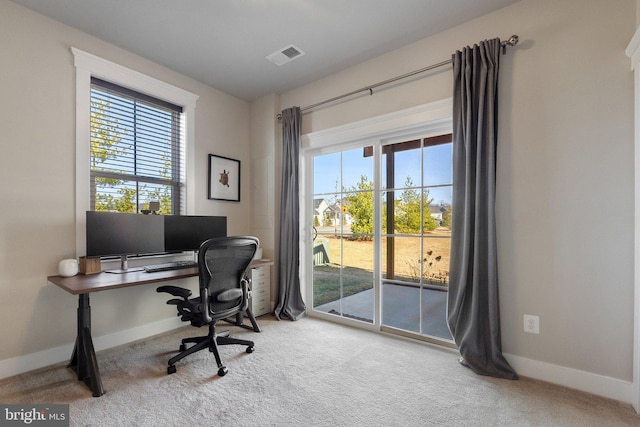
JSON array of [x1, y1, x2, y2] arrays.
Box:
[[1, 316, 639, 426]]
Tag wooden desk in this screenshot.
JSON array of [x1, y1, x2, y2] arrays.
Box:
[[48, 260, 269, 397]]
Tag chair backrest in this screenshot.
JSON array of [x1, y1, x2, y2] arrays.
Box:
[[198, 236, 259, 321]]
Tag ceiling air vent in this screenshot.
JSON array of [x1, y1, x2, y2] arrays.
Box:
[[266, 44, 306, 66]]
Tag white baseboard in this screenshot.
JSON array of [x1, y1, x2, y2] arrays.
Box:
[[504, 353, 633, 405], [0, 316, 185, 381]]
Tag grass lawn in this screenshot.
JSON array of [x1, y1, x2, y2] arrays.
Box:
[[313, 228, 451, 307]]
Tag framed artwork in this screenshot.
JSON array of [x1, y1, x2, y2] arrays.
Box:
[[208, 154, 240, 202]]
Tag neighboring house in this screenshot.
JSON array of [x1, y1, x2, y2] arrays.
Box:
[[333, 199, 353, 226], [429, 204, 450, 225], [313, 198, 353, 227], [313, 198, 334, 226], [429, 206, 444, 224]]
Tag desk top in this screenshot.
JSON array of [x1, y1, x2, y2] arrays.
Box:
[[48, 259, 273, 295], [48, 267, 199, 295]]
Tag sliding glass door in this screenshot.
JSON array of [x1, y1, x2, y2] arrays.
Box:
[[309, 134, 453, 343], [380, 136, 453, 341], [311, 148, 375, 323]]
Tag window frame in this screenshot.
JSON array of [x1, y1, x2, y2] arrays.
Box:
[[73, 47, 199, 256]]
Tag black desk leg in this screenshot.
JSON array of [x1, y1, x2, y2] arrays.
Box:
[[244, 307, 261, 332], [68, 294, 104, 397], [223, 308, 261, 332]]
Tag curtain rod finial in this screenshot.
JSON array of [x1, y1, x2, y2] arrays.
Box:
[[506, 35, 519, 46], [501, 35, 519, 48], [501, 35, 519, 54]]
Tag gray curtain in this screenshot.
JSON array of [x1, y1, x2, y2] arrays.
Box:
[[446, 38, 517, 380], [274, 107, 306, 321]]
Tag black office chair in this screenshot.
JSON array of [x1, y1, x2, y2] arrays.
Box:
[[157, 236, 259, 376]]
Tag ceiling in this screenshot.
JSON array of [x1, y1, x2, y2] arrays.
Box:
[[11, 0, 521, 101]]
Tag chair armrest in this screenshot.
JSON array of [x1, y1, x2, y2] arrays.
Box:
[[156, 285, 192, 300], [201, 287, 212, 324], [240, 278, 250, 311]]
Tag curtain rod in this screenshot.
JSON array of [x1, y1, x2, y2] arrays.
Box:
[[277, 35, 519, 120]]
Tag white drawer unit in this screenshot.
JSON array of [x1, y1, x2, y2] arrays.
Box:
[[249, 264, 271, 317]]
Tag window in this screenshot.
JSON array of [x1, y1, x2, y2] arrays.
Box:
[[72, 47, 198, 254], [90, 78, 183, 214]]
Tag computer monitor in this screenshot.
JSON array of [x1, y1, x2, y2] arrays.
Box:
[[163, 215, 227, 252], [86, 211, 165, 273]]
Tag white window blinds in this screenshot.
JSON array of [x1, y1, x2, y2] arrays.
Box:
[[89, 77, 184, 214]]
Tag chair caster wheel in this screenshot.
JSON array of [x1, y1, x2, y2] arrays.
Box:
[[179, 344, 186, 352], [246, 345, 255, 353], [168, 365, 177, 375], [218, 366, 228, 376]]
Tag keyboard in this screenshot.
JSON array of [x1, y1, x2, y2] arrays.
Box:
[[143, 260, 197, 273]]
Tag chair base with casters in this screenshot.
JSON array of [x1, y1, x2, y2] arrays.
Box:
[[166, 323, 254, 376]]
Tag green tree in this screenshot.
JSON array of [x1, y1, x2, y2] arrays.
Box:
[[394, 177, 438, 234], [144, 185, 172, 214], [91, 99, 174, 214], [91, 98, 134, 212], [95, 187, 136, 213], [90, 99, 128, 167], [345, 175, 374, 240], [142, 155, 175, 214], [440, 204, 452, 229]]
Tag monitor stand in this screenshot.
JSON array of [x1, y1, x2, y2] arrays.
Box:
[[105, 255, 143, 274]]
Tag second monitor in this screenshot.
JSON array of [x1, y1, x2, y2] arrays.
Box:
[[164, 215, 227, 252]]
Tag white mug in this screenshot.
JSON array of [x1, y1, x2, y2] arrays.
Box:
[[58, 259, 79, 277]]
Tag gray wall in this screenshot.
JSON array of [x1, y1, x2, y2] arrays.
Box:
[[280, 0, 636, 382], [0, 0, 252, 364]]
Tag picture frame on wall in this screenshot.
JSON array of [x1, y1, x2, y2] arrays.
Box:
[[208, 154, 240, 202]]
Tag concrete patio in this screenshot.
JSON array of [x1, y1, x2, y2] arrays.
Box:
[[314, 284, 453, 341]]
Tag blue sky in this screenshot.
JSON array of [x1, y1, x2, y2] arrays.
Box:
[[313, 142, 452, 205]]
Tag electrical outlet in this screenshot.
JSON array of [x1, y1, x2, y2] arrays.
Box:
[[524, 314, 539, 334]]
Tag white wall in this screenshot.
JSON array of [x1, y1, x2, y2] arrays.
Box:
[[250, 94, 280, 309], [281, 0, 636, 386], [0, 0, 251, 367]]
